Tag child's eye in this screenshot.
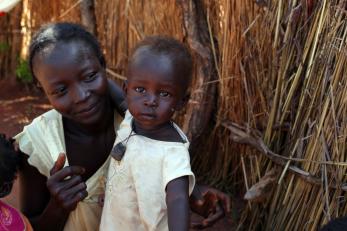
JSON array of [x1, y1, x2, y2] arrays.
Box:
[[135, 87, 145, 93], [159, 91, 170, 97], [84, 72, 97, 82]]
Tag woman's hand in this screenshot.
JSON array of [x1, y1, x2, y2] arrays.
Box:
[[107, 78, 127, 116], [190, 185, 231, 229], [46, 153, 88, 211]]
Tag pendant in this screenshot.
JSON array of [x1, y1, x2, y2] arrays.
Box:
[[111, 142, 126, 161]]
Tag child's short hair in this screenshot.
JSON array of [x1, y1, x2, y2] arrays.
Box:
[[129, 36, 193, 91], [320, 217, 347, 231], [29, 22, 105, 79], [0, 134, 20, 198]]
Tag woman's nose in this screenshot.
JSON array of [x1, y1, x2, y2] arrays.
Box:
[[73, 85, 90, 104]]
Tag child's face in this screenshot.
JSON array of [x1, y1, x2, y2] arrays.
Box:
[[125, 57, 185, 130], [32, 40, 109, 126]]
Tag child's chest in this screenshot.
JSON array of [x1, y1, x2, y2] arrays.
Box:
[[107, 142, 167, 207], [108, 140, 166, 187]]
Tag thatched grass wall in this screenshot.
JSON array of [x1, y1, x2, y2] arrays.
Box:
[[0, 3, 22, 80], [1, 0, 347, 230], [237, 1, 347, 230]]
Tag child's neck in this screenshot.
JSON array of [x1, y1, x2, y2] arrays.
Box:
[[132, 120, 184, 143]]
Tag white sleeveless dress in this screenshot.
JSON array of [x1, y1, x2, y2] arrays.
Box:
[[15, 109, 121, 231]]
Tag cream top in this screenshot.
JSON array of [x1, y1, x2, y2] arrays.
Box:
[[100, 111, 195, 231], [15, 109, 121, 231]]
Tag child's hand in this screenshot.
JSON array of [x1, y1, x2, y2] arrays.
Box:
[[46, 153, 87, 211]]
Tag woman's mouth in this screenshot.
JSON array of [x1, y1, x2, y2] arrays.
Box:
[[75, 102, 99, 117]]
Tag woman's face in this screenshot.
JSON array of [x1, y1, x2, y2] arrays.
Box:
[[32, 40, 109, 126]]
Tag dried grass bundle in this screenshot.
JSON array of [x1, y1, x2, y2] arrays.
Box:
[[212, 0, 347, 230]]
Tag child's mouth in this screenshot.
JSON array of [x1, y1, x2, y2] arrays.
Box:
[[139, 113, 156, 120]]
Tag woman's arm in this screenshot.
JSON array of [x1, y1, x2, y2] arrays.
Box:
[[19, 153, 67, 231], [107, 78, 127, 116], [19, 153, 87, 231], [166, 176, 189, 231]]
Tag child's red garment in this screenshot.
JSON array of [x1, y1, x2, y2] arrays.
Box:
[[0, 200, 33, 231]]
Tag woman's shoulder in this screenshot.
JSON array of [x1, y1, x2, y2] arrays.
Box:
[[30, 109, 61, 125], [13, 109, 59, 135], [16, 109, 61, 135], [14, 109, 65, 177]]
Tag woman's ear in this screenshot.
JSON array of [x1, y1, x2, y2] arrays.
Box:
[[175, 92, 190, 111], [34, 78, 42, 89]]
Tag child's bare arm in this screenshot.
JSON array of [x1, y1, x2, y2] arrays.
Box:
[[166, 176, 189, 231], [107, 78, 127, 116]]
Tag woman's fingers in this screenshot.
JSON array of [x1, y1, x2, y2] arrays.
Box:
[[63, 190, 88, 211], [46, 154, 87, 211], [190, 202, 224, 229], [60, 175, 83, 190], [50, 153, 66, 176], [190, 185, 231, 229], [62, 182, 87, 199], [51, 181, 88, 211], [49, 166, 85, 183], [218, 191, 231, 213], [201, 187, 231, 214], [201, 202, 224, 228]]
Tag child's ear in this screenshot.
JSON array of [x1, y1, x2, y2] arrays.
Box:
[[122, 80, 128, 95], [175, 92, 190, 111]]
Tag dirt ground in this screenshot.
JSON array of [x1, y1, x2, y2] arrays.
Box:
[[0, 80, 233, 230]]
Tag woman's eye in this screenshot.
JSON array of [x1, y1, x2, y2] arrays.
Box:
[[52, 86, 67, 96], [135, 87, 145, 93], [159, 91, 170, 97], [85, 72, 97, 82]]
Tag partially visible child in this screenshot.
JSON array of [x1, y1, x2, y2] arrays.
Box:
[[100, 36, 195, 231], [320, 217, 347, 231], [0, 134, 33, 231]]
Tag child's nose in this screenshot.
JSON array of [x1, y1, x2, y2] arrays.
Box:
[[144, 94, 158, 107]]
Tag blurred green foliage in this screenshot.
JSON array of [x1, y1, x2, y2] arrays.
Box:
[[15, 58, 33, 83], [0, 42, 10, 52]]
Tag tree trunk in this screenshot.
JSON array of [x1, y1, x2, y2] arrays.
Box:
[[80, 0, 97, 36], [176, 0, 218, 151]]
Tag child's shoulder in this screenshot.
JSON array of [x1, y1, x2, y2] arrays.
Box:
[[0, 200, 33, 231], [160, 124, 187, 143], [121, 110, 188, 144]]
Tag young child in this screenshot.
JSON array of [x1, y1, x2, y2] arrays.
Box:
[[320, 217, 347, 231], [100, 36, 195, 231], [0, 134, 33, 231]]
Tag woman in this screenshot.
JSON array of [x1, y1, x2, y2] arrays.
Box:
[[15, 22, 230, 231]]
